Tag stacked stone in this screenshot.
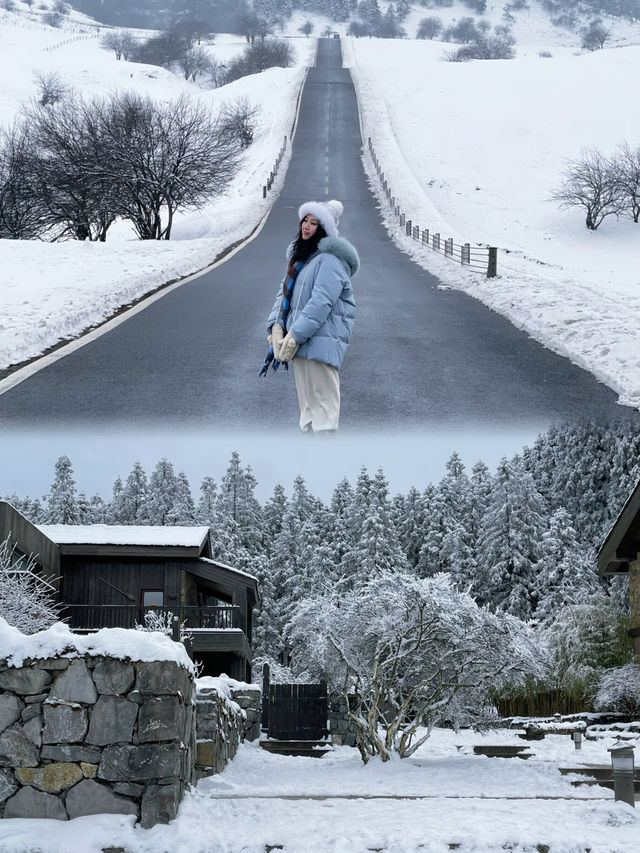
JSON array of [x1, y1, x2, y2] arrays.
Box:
[[0, 655, 195, 828], [329, 695, 357, 747], [193, 686, 246, 782], [229, 684, 261, 742]]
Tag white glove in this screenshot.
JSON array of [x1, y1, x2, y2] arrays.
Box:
[[270, 323, 284, 360], [279, 331, 299, 363]]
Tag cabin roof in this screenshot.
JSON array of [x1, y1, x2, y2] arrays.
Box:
[[37, 524, 210, 550], [597, 478, 640, 575]]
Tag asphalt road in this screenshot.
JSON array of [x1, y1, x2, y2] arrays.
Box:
[[0, 40, 631, 429]]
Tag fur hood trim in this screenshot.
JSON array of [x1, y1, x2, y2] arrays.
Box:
[[317, 235, 360, 277]]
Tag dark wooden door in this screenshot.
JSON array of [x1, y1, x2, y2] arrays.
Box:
[[267, 682, 328, 741]]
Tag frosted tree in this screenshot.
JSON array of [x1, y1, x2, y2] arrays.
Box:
[[535, 508, 602, 622], [288, 571, 543, 762], [196, 475, 218, 526], [392, 486, 427, 570], [216, 452, 264, 559], [0, 537, 61, 634], [108, 476, 126, 523], [120, 461, 151, 524], [147, 458, 180, 525], [262, 482, 288, 546], [475, 458, 547, 619], [45, 455, 82, 524], [169, 471, 196, 524], [340, 469, 408, 588]]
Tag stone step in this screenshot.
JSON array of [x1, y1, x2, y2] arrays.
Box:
[[472, 745, 533, 759], [260, 740, 333, 758]]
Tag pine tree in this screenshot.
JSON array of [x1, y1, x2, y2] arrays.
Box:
[[196, 476, 218, 526], [535, 508, 602, 622], [147, 458, 180, 525], [45, 456, 81, 524], [392, 486, 427, 570], [475, 458, 547, 619], [120, 461, 150, 524], [169, 471, 196, 524]]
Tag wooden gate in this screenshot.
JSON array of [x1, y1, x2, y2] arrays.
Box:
[[262, 665, 328, 740]]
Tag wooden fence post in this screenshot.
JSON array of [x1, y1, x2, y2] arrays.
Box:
[[487, 247, 498, 278], [405, 219, 412, 235], [422, 229, 429, 244], [262, 662, 271, 732], [445, 238, 453, 257], [462, 243, 470, 264], [433, 233, 440, 251]]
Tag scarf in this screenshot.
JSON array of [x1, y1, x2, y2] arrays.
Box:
[[259, 260, 305, 377]]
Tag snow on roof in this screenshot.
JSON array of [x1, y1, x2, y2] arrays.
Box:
[[37, 524, 210, 548], [0, 617, 195, 672]]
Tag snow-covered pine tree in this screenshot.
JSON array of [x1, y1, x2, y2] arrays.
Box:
[[216, 452, 264, 562], [45, 455, 82, 524], [392, 485, 427, 570], [169, 471, 196, 524], [475, 458, 547, 619], [196, 475, 218, 526], [119, 461, 151, 524], [147, 458, 180, 525], [535, 508, 602, 622]]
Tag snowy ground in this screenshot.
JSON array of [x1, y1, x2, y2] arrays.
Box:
[[0, 11, 313, 373], [0, 727, 638, 853], [345, 3, 640, 408]]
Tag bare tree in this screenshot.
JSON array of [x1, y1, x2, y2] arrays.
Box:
[[21, 96, 118, 241], [614, 142, 640, 223], [299, 19, 313, 37], [552, 146, 622, 230], [101, 30, 137, 61], [33, 70, 68, 106], [178, 45, 212, 81], [219, 97, 260, 149], [0, 124, 48, 239], [100, 92, 241, 240], [581, 18, 610, 51]]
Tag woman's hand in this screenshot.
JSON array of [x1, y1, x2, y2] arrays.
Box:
[[270, 323, 285, 359], [279, 331, 299, 363]]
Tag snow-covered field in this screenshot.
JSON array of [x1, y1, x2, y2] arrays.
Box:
[[345, 4, 640, 408], [1, 728, 638, 853], [0, 11, 313, 373]]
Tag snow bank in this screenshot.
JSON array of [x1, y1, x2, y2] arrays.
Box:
[[0, 617, 195, 671]]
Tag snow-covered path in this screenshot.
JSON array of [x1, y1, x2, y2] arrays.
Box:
[[1, 730, 637, 853]]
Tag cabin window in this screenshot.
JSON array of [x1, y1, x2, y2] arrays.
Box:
[[142, 590, 164, 608]]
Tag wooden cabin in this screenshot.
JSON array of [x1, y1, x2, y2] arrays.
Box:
[[0, 501, 259, 680], [597, 479, 640, 662]]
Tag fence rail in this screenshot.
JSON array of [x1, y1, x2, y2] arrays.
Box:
[[368, 138, 497, 278], [60, 604, 243, 632]]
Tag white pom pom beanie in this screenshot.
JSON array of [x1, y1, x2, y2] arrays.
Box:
[[298, 199, 344, 237]]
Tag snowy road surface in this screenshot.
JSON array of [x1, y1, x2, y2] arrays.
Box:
[[0, 730, 637, 853], [0, 40, 631, 428]]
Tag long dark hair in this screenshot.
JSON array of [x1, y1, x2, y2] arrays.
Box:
[[290, 221, 327, 265]]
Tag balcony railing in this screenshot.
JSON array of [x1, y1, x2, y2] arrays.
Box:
[[60, 604, 244, 633]]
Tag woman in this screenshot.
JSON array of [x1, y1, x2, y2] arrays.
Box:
[[261, 199, 359, 433]]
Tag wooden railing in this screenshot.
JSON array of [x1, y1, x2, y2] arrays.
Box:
[[60, 604, 244, 633]]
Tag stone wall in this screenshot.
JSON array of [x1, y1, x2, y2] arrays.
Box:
[[0, 655, 196, 828], [329, 694, 357, 747], [229, 683, 261, 742], [193, 681, 260, 781]]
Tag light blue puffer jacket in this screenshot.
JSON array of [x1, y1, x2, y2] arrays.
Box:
[[266, 235, 359, 369]]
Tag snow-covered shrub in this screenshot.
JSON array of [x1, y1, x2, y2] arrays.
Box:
[[0, 536, 61, 634], [594, 664, 640, 715], [543, 597, 633, 706], [287, 571, 544, 763]]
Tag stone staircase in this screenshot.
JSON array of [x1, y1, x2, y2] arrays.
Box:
[[260, 740, 333, 758]]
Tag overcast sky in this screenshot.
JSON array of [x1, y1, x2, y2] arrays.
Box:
[[0, 424, 548, 503]]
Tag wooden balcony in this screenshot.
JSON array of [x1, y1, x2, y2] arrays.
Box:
[[60, 604, 245, 633]]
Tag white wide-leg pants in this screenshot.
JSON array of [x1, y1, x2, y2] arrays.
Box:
[[293, 358, 340, 433]]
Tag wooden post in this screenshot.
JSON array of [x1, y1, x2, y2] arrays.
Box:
[[405, 218, 412, 235], [171, 615, 180, 643], [445, 238, 453, 257], [630, 558, 640, 663], [433, 233, 440, 251], [422, 229, 429, 244], [263, 186, 267, 198], [400, 213, 405, 228], [462, 243, 471, 264], [487, 247, 498, 277], [262, 662, 271, 732]]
